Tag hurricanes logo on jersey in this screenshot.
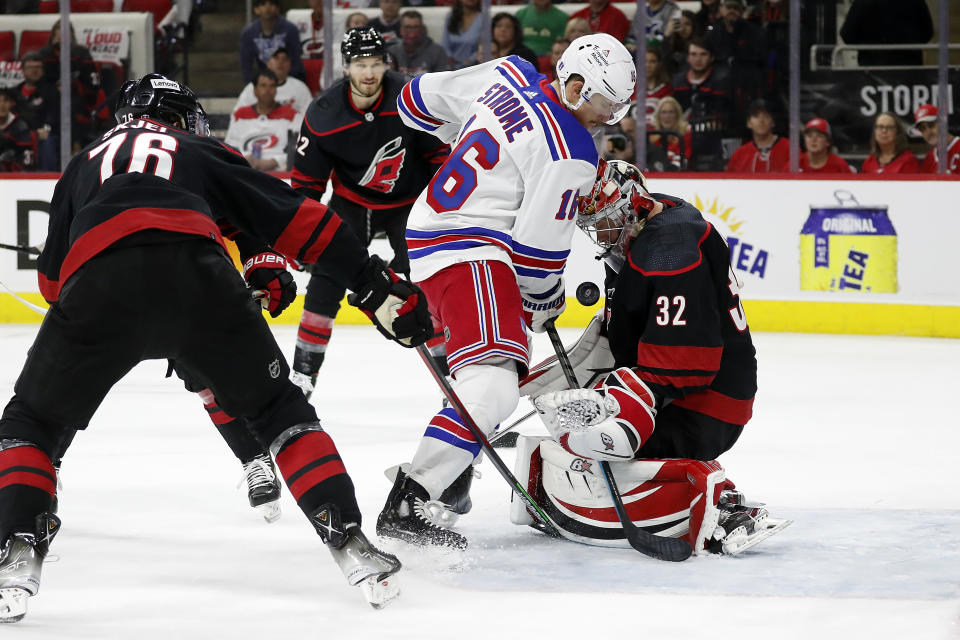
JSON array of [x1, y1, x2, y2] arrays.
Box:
[[360, 136, 406, 193]]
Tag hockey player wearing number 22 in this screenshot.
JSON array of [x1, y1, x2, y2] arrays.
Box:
[[0, 73, 435, 621], [528, 160, 791, 555], [376, 35, 637, 551]]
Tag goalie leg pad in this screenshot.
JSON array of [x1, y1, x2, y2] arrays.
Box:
[[525, 440, 725, 552]]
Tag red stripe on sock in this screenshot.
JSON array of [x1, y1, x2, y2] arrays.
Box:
[[0, 471, 56, 496], [0, 446, 54, 474], [285, 460, 348, 501], [275, 431, 339, 476]]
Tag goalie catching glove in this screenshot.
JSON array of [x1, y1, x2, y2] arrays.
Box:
[[533, 367, 658, 461], [348, 255, 432, 347], [243, 252, 297, 318]]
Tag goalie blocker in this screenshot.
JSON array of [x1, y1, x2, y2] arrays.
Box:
[[510, 436, 790, 555]]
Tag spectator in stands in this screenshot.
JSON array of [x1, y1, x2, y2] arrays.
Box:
[[651, 96, 690, 169], [840, 0, 933, 67], [912, 104, 959, 174], [515, 0, 569, 57], [15, 51, 59, 171], [644, 46, 673, 128], [571, 0, 631, 43], [388, 10, 451, 80], [233, 48, 312, 119], [369, 0, 403, 47], [861, 111, 919, 174], [800, 117, 855, 174], [757, 0, 788, 103], [563, 18, 592, 43], [694, 0, 721, 34], [0, 88, 36, 172], [663, 10, 699, 75], [442, 0, 483, 69], [708, 0, 766, 124], [225, 69, 300, 173], [603, 115, 636, 163], [239, 0, 305, 85], [294, 0, 325, 61], [726, 99, 787, 172], [672, 38, 731, 171], [546, 37, 570, 80], [345, 12, 368, 31], [639, 0, 682, 43], [37, 19, 108, 153], [474, 13, 538, 68]]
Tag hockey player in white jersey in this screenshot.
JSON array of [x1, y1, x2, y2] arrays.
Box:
[[377, 35, 637, 549]]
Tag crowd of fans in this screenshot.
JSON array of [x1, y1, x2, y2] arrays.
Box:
[[1, 0, 956, 174]]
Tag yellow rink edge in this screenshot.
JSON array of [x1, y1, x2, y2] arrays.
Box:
[[1, 293, 957, 338]]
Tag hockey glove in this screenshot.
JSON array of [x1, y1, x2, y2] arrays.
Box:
[[348, 255, 433, 348], [534, 368, 658, 461], [522, 291, 566, 334], [243, 252, 297, 318]]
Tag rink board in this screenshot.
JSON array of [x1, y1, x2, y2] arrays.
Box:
[[2, 174, 959, 337]]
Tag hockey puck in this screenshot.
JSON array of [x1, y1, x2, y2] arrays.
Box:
[[576, 281, 601, 306], [492, 431, 519, 448]]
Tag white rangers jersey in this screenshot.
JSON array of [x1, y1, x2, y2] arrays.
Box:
[[398, 55, 599, 310]]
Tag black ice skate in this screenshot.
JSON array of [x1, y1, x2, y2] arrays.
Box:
[[438, 465, 476, 517], [706, 490, 792, 555], [376, 472, 467, 551], [0, 513, 61, 623], [310, 504, 402, 609], [240, 453, 282, 523]]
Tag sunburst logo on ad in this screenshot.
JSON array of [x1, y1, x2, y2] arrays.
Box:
[[694, 195, 745, 234], [694, 194, 769, 279]]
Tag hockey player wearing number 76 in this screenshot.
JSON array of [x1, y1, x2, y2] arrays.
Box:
[[0, 73, 435, 620], [376, 35, 637, 550]]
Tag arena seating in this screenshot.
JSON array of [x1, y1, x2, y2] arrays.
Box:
[[0, 31, 14, 61], [17, 31, 49, 58]]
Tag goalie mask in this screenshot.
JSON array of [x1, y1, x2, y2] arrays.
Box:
[[577, 159, 654, 271], [115, 73, 209, 137]]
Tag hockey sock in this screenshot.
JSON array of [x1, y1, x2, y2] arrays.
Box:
[[274, 429, 361, 526], [0, 443, 56, 541], [197, 388, 233, 426], [293, 311, 335, 375]]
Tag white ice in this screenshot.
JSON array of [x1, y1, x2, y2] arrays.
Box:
[[0, 324, 958, 639]]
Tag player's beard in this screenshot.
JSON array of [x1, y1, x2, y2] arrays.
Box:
[[350, 75, 383, 99]]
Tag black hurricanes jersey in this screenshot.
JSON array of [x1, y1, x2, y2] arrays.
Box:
[[38, 117, 368, 304], [291, 71, 446, 210], [606, 195, 758, 427]]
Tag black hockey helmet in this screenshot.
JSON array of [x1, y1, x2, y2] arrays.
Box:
[[115, 73, 209, 136], [341, 27, 386, 65]]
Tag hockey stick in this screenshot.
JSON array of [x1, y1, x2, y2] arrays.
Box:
[[0, 279, 48, 316], [544, 320, 693, 562], [414, 344, 561, 538], [0, 242, 41, 256]]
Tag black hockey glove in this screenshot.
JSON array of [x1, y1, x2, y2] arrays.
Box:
[[347, 255, 432, 348], [243, 252, 297, 318]]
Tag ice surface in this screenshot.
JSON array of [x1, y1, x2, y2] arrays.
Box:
[[0, 325, 957, 638]]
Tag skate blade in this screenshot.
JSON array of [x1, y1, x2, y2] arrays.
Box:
[[256, 501, 282, 524], [360, 573, 400, 610], [0, 588, 29, 623], [723, 517, 793, 556]]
